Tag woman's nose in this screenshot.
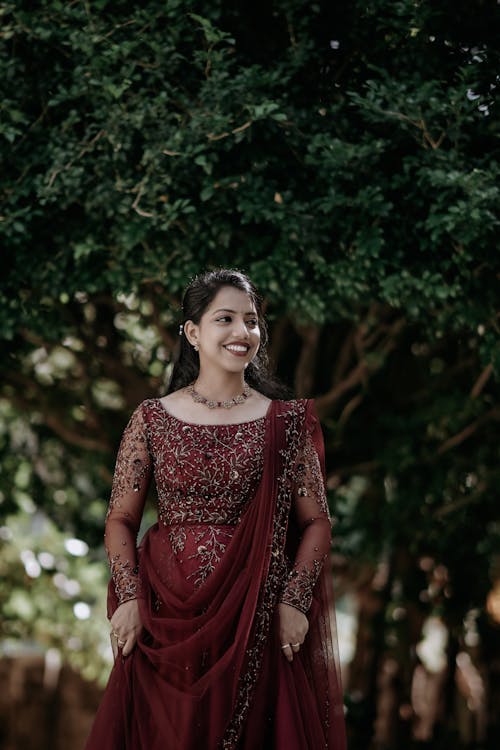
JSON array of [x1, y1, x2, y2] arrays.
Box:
[[232, 318, 250, 338]]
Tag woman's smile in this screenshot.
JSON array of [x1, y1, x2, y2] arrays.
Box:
[[223, 342, 251, 357]]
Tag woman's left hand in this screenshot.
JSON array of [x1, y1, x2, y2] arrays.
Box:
[[278, 602, 309, 662], [110, 598, 143, 658]]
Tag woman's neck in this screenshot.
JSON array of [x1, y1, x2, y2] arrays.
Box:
[[193, 370, 247, 401]]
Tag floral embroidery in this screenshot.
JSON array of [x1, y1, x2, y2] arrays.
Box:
[[186, 525, 234, 587], [145, 400, 266, 588], [277, 427, 332, 614], [109, 554, 142, 604], [105, 400, 268, 605], [169, 526, 186, 555], [280, 557, 326, 613], [148, 401, 265, 531], [294, 431, 330, 517], [107, 414, 150, 516], [105, 404, 152, 605]]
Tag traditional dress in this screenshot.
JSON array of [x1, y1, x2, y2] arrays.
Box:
[[85, 398, 346, 749]]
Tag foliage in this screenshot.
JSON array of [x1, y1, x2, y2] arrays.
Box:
[[1, 0, 499, 744]]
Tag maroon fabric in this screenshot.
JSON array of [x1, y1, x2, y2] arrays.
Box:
[[85, 400, 346, 749]]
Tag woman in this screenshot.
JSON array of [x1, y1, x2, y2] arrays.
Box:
[[85, 269, 346, 749]]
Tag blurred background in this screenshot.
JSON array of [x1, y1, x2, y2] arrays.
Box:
[[1, 1, 499, 748]]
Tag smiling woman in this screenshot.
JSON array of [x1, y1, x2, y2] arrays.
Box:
[[181, 284, 263, 408], [168, 269, 286, 403], [84, 269, 346, 750]]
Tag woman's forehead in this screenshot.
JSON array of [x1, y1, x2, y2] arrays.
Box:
[[206, 286, 256, 314]]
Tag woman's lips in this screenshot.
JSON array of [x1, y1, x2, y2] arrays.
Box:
[[223, 344, 250, 357]]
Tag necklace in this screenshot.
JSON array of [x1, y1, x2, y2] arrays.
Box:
[[187, 382, 251, 409]]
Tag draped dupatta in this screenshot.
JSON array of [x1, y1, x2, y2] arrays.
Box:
[[86, 399, 346, 750]]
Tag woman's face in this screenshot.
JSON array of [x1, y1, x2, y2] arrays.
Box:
[[186, 286, 261, 375]]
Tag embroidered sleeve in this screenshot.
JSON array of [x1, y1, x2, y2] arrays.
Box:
[[104, 403, 152, 606], [279, 428, 332, 614]]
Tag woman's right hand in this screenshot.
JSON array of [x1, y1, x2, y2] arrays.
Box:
[[110, 599, 143, 657]]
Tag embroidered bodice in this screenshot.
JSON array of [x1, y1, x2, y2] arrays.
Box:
[[152, 408, 265, 527], [104, 398, 332, 613]]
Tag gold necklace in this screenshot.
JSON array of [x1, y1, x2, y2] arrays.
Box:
[[187, 382, 251, 409]]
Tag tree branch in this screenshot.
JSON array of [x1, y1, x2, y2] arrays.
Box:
[[316, 317, 405, 417], [326, 461, 380, 486], [267, 317, 289, 372], [337, 392, 365, 431], [436, 407, 500, 455], [293, 324, 320, 397], [433, 483, 487, 518], [470, 363, 493, 399], [47, 129, 105, 188], [3, 373, 112, 453], [42, 413, 112, 453], [131, 181, 154, 217], [332, 328, 355, 385], [207, 120, 252, 141]]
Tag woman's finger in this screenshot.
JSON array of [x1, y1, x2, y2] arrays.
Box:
[[122, 634, 136, 658], [281, 643, 294, 662]]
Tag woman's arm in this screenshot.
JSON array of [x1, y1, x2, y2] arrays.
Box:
[[105, 403, 152, 654], [279, 422, 332, 614], [278, 403, 332, 663]]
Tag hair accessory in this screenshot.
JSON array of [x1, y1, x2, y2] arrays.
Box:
[[187, 382, 251, 409], [178, 324, 184, 336]]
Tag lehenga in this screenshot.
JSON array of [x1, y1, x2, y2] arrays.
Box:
[[85, 398, 346, 750]]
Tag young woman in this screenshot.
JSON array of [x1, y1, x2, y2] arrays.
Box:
[[85, 269, 346, 749]]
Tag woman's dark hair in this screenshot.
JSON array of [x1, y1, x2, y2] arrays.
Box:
[[167, 269, 290, 399]]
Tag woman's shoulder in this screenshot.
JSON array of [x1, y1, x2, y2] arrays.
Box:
[[124, 397, 164, 426], [131, 397, 159, 412], [271, 397, 314, 418], [273, 397, 311, 408], [154, 391, 183, 409], [134, 392, 183, 409]]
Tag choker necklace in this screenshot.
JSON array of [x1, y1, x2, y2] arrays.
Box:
[[187, 382, 251, 409]]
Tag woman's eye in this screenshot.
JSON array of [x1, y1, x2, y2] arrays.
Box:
[[214, 316, 258, 326]]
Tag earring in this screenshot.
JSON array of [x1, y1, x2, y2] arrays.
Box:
[[193, 344, 199, 352]]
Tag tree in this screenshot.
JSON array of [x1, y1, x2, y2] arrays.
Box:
[[1, 0, 499, 745]]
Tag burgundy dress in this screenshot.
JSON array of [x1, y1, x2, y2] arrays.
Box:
[[85, 398, 346, 750]]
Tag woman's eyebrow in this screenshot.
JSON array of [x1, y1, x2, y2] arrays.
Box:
[[212, 308, 257, 315]]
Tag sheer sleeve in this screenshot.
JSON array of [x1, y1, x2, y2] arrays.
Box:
[[104, 403, 152, 607], [279, 404, 332, 615]]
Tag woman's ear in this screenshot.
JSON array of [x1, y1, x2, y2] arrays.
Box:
[[183, 320, 199, 349]]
